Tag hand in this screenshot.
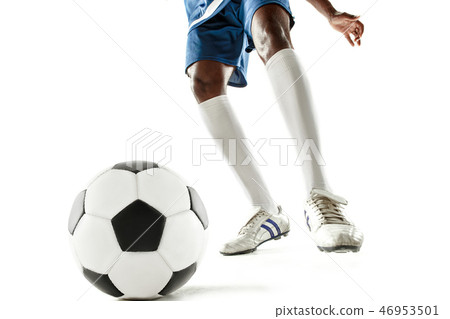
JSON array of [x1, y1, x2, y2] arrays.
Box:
[[329, 12, 364, 46]]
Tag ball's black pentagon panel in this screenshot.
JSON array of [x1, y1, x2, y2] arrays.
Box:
[[112, 200, 166, 252], [112, 161, 158, 174], [158, 262, 197, 296], [82, 267, 123, 298], [68, 190, 87, 235], [187, 186, 208, 229]]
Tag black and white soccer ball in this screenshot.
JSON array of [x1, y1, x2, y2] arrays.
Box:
[[68, 161, 208, 299]]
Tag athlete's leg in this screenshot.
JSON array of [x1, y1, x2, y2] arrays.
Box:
[[252, 4, 331, 194], [188, 60, 278, 215], [250, 4, 363, 253]]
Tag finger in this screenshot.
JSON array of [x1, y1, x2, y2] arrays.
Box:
[[344, 24, 356, 35], [358, 22, 365, 37], [352, 30, 361, 46], [347, 21, 360, 33], [345, 33, 354, 46], [350, 32, 360, 46], [354, 34, 361, 46]]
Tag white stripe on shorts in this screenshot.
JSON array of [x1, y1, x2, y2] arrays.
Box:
[[189, 0, 224, 29]]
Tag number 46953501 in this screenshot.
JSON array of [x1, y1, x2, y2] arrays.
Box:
[[379, 305, 438, 316]]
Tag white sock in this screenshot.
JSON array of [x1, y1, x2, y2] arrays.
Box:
[[198, 95, 278, 215], [266, 48, 331, 194]]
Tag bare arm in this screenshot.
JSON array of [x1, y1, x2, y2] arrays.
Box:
[[306, 0, 364, 46]]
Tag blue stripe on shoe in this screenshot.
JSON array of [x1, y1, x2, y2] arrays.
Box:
[[304, 210, 311, 231], [260, 224, 275, 238], [266, 218, 281, 236]]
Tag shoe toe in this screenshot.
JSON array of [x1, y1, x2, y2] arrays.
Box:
[[316, 224, 364, 248], [219, 236, 255, 255]]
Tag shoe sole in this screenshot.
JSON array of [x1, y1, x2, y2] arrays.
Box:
[[317, 245, 361, 253], [220, 231, 290, 256]]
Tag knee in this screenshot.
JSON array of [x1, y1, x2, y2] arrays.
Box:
[[254, 23, 291, 62], [190, 73, 227, 103], [252, 6, 293, 63], [188, 62, 233, 103]]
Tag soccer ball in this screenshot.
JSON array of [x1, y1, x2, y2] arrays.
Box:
[[68, 161, 208, 299]]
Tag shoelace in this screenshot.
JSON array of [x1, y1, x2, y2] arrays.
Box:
[[238, 211, 267, 235], [308, 193, 350, 225]]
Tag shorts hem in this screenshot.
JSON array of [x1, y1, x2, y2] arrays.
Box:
[[185, 57, 248, 88]]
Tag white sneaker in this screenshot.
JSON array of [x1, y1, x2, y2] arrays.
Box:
[[304, 189, 363, 253], [220, 206, 290, 256]]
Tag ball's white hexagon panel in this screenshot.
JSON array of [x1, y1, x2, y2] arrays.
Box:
[[157, 210, 206, 271], [72, 214, 122, 274], [136, 168, 190, 217], [85, 169, 138, 219], [108, 251, 172, 299], [159, 166, 190, 185]]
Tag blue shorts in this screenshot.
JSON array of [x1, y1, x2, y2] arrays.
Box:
[[185, 0, 294, 87]]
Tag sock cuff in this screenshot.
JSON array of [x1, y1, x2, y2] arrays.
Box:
[[198, 95, 230, 110], [265, 48, 297, 71]]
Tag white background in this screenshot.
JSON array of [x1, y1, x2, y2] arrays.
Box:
[[1, 0, 449, 318]]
